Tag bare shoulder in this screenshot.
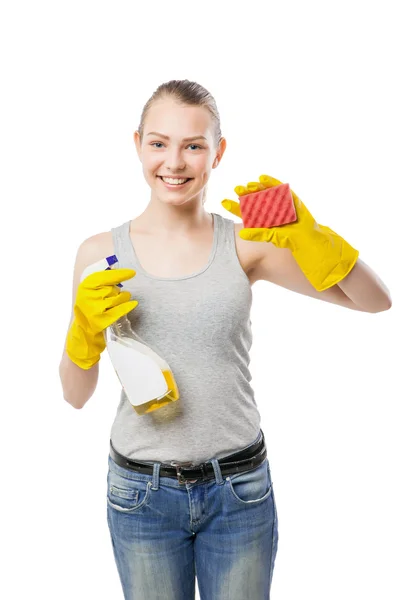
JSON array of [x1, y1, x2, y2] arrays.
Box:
[[66, 230, 114, 327], [73, 229, 115, 292], [77, 230, 115, 267]]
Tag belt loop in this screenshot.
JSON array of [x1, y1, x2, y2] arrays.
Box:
[[210, 458, 224, 485], [151, 462, 161, 490], [256, 428, 263, 446]]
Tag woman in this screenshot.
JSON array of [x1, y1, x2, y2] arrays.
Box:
[[59, 79, 392, 599]]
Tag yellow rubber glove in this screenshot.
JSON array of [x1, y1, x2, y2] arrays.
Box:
[[222, 174, 359, 292], [66, 268, 138, 370]]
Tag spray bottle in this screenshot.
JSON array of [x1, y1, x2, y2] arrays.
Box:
[[80, 255, 180, 415]]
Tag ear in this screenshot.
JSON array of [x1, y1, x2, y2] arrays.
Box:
[[133, 131, 142, 162], [213, 137, 227, 168]]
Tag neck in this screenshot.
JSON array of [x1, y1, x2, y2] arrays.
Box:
[[134, 193, 212, 235]]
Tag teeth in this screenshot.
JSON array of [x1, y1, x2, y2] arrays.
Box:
[[161, 177, 189, 185]]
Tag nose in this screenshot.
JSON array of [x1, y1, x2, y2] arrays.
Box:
[[163, 147, 186, 173]]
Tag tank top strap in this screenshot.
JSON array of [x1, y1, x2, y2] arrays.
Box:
[[111, 220, 137, 269], [215, 212, 236, 251], [212, 213, 251, 284]]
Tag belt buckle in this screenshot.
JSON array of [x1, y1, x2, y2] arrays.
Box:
[[170, 460, 198, 484]]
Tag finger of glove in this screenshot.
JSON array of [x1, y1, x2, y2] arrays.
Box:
[[246, 181, 267, 193], [82, 268, 136, 289], [102, 290, 134, 309], [100, 300, 139, 330], [77, 283, 121, 308], [233, 185, 249, 196], [221, 199, 242, 218], [240, 227, 293, 250], [259, 174, 284, 188], [239, 228, 273, 242], [81, 297, 139, 334], [233, 183, 265, 195], [74, 289, 132, 330]]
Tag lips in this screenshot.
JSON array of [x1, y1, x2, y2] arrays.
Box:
[[158, 176, 193, 181], [157, 176, 193, 189]]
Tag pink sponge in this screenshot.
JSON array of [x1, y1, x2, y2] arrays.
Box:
[[239, 183, 297, 229]]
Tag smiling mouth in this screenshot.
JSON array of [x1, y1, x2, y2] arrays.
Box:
[[157, 176, 193, 187], [158, 176, 193, 180]]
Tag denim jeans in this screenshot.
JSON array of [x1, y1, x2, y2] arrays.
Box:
[[106, 432, 279, 599]]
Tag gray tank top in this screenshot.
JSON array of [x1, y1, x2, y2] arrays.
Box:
[[109, 212, 261, 463]]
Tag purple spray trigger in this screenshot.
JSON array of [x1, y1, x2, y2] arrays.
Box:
[[105, 254, 123, 287], [106, 255, 118, 266]]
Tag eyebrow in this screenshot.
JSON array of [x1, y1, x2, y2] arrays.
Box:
[[146, 132, 208, 142]]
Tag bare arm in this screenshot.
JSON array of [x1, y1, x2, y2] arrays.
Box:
[[250, 239, 391, 313], [59, 348, 99, 409], [59, 232, 113, 409]]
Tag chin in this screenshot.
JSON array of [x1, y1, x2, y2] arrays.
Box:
[[155, 186, 200, 202], [158, 195, 195, 205]]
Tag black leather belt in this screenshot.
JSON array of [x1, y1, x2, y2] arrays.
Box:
[[109, 430, 267, 484]]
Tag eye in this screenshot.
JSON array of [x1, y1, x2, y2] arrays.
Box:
[[149, 142, 203, 150]]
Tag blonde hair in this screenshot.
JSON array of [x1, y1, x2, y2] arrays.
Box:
[[137, 79, 223, 205]]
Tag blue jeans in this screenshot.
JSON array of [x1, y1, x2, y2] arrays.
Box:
[[106, 432, 279, 599]]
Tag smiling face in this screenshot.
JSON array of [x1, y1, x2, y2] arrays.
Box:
[[134, 97, 226, 207]]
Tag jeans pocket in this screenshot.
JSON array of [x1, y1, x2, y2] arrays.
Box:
[[107, 467, 152, 513], [226, 457, 272, 505]]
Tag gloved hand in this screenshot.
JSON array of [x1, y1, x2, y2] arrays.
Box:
[[222, 173, 359, 292], [66, 268, 138, 370]]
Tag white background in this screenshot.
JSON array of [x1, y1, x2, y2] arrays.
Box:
[[1, 1, 399, 598]]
